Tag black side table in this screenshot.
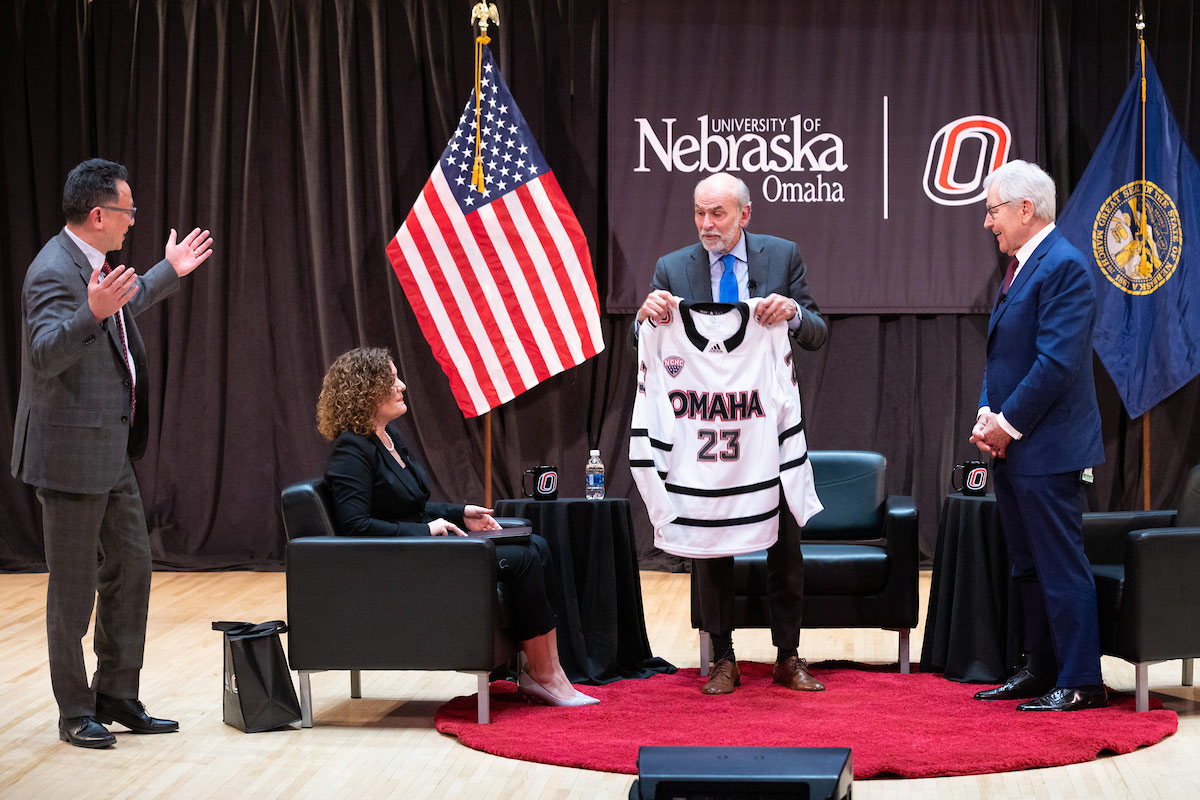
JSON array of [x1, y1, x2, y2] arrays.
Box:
[[494, 496, 675, 684], [919, 493, 1022, 682]]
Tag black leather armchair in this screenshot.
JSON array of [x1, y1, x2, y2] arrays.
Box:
[[281, 478, 525, 725], [1084, 465, 1200, 711], [689, 451, 919, 673]]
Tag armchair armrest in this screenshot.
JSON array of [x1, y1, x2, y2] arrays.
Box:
[[286, 536, 503, 671], [883, 495, 920, 625], [495, 517, 532, 529], [1119, 526, 1200, 661], [1083, 510, 1176, 565]]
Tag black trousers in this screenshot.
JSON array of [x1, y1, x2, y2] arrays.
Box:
[[693, 514, 805, 649], [496, 533, 558, 641]]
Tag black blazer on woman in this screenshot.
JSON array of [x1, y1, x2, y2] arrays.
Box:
[[324, 423, 465, 537]]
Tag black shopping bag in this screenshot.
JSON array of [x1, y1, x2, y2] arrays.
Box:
[[212, 620, 301, 732]]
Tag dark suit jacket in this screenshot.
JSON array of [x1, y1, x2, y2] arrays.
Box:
[[641, 231, 828, 351], [11, 230, 180, 493], [979, 228, 1104, 476], [325, 423, 466, 537]]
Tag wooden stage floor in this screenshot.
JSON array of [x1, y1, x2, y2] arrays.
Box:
[[0, 570, 1196, 798]]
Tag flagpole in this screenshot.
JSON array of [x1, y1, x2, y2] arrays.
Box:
[[484, 412, 492, 507], [1136, 2, 1151, 511], [471, 1, 501, 507]]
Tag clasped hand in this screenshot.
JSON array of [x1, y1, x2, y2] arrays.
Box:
[[970, 412, 1011, 459]]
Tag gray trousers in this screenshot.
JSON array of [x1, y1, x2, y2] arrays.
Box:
[[37, 460, 152, 718]]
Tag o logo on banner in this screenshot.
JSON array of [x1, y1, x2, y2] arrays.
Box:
[[965, 467, 988, 492], [923, 116, 1012, 206], [538, 471, 558, 494]]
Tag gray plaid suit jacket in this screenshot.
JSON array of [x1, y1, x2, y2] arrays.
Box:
[[11, 230, 180, 493]]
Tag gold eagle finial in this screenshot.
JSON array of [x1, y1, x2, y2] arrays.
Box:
[[471, 2, 500, 37]]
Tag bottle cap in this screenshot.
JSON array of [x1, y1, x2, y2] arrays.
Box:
[[589, 449, 600, 456]]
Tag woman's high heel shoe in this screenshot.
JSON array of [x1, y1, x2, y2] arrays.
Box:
[[518, 673, 599, 707]]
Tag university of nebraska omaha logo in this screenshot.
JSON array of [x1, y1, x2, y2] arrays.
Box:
[[663, 356, 685, 378]]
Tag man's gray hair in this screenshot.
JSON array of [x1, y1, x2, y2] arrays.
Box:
[[695, 172, 751, 211], [983, 160, 1056, 222]]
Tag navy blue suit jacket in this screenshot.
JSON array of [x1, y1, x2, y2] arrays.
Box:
[[324, 423, 465, 537], [979, 228, 1104, 476]]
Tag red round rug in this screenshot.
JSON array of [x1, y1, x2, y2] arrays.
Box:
[[434, 662, 1178, 778]]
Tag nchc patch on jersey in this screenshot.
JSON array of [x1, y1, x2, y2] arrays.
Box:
[[630, 298, 822, 558]]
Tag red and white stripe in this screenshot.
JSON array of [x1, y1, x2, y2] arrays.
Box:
[[387, 167, 604, 417]]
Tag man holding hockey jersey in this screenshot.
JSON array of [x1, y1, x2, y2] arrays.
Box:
[[632, 172, 829, 695]]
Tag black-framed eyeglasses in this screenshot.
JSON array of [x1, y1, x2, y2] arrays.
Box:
[[101, 205, 137, 219], [985, 200, 1012, 220]]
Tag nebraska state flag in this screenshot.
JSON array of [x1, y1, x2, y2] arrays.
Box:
[[1057, 51, 1200, 418]]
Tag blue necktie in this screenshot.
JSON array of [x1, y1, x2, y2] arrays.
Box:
[[718, 254, 738, 302]]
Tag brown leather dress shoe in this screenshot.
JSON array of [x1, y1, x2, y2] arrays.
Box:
[[702, 657, 740, 694], [772, 656, 826, 691]]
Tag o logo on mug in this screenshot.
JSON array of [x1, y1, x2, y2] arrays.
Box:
[[964, 466, 987, 492], [952, 460, 989, 496], [523, 465, 559, 501]]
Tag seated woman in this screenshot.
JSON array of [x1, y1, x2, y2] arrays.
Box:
[[316, 347, 597, 708]]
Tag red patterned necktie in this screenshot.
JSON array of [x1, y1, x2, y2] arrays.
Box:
[[1001, 257, 1018, 293], [100, 261, 136, 426]]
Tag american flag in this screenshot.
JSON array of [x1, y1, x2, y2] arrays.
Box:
[[387, 46, 604, 418]]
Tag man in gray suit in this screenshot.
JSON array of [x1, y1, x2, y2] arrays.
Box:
[[634, 172, 827, 694], [11, 158, 213, 747]]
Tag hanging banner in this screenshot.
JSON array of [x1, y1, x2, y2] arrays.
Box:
[[607, 0, 1039, 314]]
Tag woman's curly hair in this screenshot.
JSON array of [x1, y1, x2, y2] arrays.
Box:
[[316, 347, 395, 440]]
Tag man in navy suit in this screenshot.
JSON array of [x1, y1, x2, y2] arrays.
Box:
[[970, 160, 1106, 711], [634, 172, 827, 695]]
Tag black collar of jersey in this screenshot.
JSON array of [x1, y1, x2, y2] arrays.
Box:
[[678, 300, 750, 353]]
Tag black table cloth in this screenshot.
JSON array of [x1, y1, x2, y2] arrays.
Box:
[[919, 493, 1022, 683], [494, 497, 675, 685]]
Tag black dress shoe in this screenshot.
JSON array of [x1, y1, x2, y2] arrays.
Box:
[[95, 693, 179, 733], [974, 668, 1054, 701], [59, 716, 116, 748], [1017, 685, 1107, 711]]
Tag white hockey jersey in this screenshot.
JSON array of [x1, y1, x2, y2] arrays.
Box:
[[630, 298, 823, 558]]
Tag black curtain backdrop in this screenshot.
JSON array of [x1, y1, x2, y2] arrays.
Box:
[[2, 0, 1199, 573]]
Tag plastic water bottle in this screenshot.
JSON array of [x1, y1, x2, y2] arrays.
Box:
[[585, 449, 605, 499]]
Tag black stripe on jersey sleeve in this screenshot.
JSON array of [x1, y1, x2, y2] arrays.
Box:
[[778, 420, 806, 444], [674, 505, 780, 527], [630, 428, 673, 451], [665, 476, 780, 497], [780, 453, 809, 471], [629, 459, 657, 468]]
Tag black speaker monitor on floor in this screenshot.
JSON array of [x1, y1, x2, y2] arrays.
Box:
[[631, 746, 853, 800]]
